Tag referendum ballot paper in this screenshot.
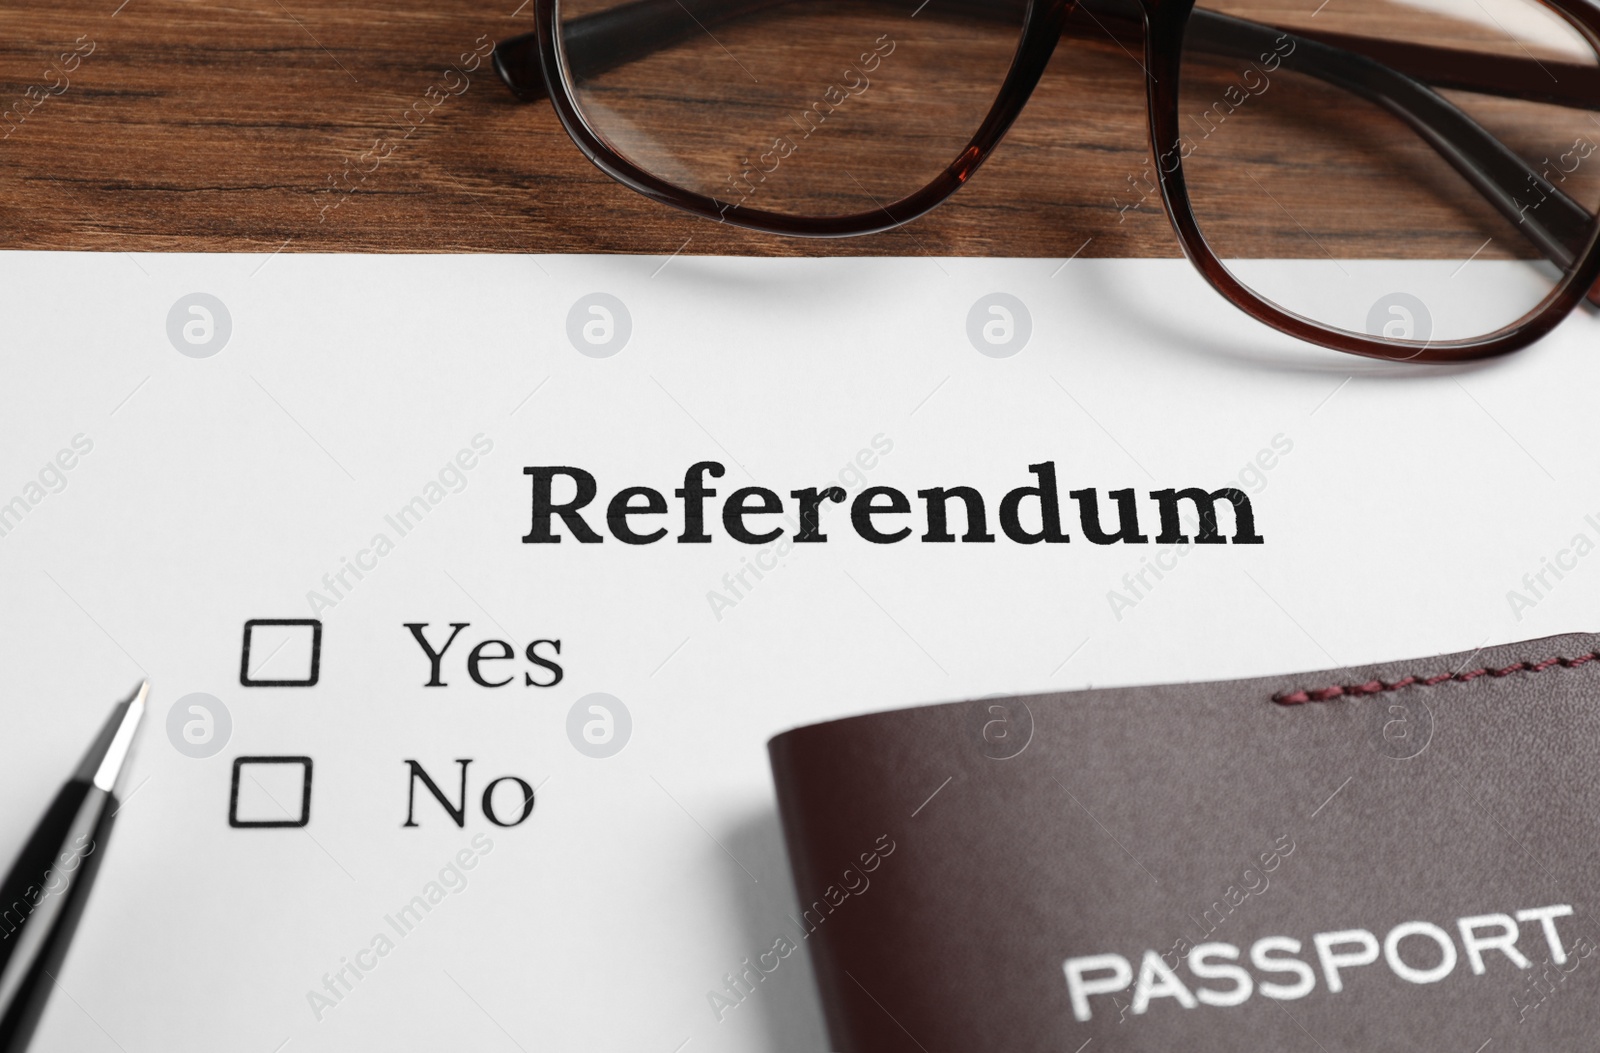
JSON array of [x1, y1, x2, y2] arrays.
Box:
[[2, 253, 1599, 1052]]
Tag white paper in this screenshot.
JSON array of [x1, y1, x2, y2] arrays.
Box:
[[1, 252, 1596, 1052]]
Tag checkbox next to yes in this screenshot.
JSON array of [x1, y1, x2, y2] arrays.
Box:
[[240, 619, 321, 687]]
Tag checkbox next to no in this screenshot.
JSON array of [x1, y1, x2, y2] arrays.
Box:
[[229, 756, 314, 828]]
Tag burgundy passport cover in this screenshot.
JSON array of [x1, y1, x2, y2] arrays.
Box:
[[768, 632, 1600, 1052]]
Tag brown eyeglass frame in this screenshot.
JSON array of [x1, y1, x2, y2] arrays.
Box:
[[495, 0, 1600, 363]]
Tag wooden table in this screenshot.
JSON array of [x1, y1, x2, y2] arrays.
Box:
[[0, 0, 1178, 257], [1, 0, 1581, 261]]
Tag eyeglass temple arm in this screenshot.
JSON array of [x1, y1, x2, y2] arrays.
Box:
[[494, 1, 1600, 302]]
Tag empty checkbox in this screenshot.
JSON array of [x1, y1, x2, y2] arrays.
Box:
[[229, 756, 313, 828], [240, 618, 321, 687]]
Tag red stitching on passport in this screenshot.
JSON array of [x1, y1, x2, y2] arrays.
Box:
[[1272, 651, 1600, 705]]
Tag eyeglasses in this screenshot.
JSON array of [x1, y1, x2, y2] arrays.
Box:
[[494, 0, 1600, 362]]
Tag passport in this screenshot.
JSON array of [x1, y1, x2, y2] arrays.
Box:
[[768, 632, 1600, 1051]]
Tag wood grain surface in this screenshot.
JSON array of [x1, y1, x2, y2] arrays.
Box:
[[0, 0, 1195, 256], [0, 0, 1589, 258]]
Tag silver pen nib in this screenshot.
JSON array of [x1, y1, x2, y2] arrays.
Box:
[[74, 681, 148, 793]]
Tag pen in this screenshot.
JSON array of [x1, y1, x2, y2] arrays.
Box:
[[0, 681, 146, 1052]]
